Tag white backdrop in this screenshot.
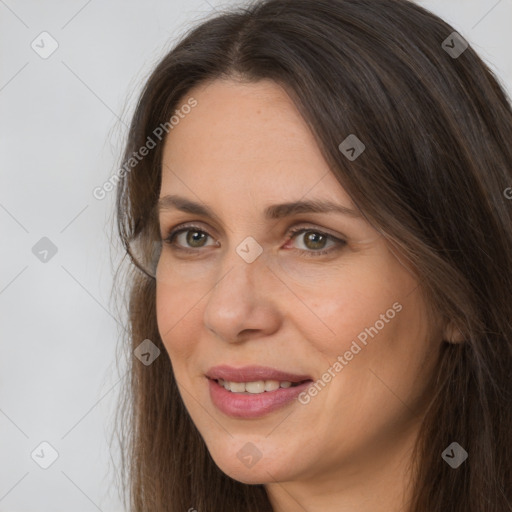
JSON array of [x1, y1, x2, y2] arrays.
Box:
[[1, 1, 511, 510]]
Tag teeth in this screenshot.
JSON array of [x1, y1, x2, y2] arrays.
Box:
[[229, 381, 246, 393], [245, 381, 265, 393], [217, 378, 296, 394], [264, 380, 280, 391]]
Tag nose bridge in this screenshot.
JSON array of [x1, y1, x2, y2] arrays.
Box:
[[203, 239, 279, 341], [207, 239, 262, 314], [216, 249, 257, 298], [215, 231, 269, 294]]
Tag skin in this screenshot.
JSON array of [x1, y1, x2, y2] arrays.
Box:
[[155, 78, 451, 512]]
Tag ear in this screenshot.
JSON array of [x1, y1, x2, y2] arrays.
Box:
[[443, 320, 465, 344]]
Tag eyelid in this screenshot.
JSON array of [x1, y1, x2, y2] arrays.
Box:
[[161, 221, 347, 255], [286, 224, 346, 243], [161, 221, 217, 242], [161, 219, 345, 239], [160, 218, 220, 238]]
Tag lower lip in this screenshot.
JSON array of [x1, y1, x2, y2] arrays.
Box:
[[207, 378, 312, 419]]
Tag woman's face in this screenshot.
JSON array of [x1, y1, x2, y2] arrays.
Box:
[[156, 78, 441, 488]]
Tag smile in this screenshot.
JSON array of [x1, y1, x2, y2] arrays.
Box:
[[206, 371, 313, 419], [215, 378, 304, 393]]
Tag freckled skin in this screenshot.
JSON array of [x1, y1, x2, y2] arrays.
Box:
[[155, 79, 444, 512]]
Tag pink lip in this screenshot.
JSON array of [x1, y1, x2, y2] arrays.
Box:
[[206, 365, 313, 419], [205, 365, 312, 383]]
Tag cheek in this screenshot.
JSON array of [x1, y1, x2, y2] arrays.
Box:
[[155, 253, 212, 322], [296, 278, 427, 402], [155, 279, 203, 362], [318, 289, 433, 423], [283, 264, 410, 356]]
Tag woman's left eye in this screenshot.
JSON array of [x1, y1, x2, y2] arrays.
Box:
[[286, 227, 346, 257], [162, 225, 346, 257]]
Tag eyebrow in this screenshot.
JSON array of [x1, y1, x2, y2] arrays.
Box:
[[157, 194, 361, 220]]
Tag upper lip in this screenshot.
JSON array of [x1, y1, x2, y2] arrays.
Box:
[[206, 365, 313, 383]]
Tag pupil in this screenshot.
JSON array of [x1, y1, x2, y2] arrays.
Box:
[[187, 231, 206, 247], [305, 231, 325, 249]]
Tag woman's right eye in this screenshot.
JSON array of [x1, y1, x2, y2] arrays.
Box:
[[163, 226, 217, 251]]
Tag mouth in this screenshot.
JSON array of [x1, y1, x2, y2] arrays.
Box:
[[210, 377, 311, 394], [205, 365, 314, 418], [205, 364, 313, 384]]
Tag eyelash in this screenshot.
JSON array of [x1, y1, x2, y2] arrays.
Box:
[[161, 223, 346, 258]]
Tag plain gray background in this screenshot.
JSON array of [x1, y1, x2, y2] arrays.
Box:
[[1, 0, 511, 510]]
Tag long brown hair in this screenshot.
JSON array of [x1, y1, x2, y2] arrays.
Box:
[[112, 0, 512, 510]]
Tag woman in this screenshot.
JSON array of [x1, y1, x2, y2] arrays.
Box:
[[113, 0, 512, 510]]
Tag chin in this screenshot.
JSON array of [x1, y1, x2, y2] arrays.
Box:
[[223, 467, 270, 484], [207, 444, 297, 484]]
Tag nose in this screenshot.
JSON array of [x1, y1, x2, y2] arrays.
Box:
[[203, 248, 281, 343]]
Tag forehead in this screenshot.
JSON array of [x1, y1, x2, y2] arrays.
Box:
[[160, 78, 351, 206]]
